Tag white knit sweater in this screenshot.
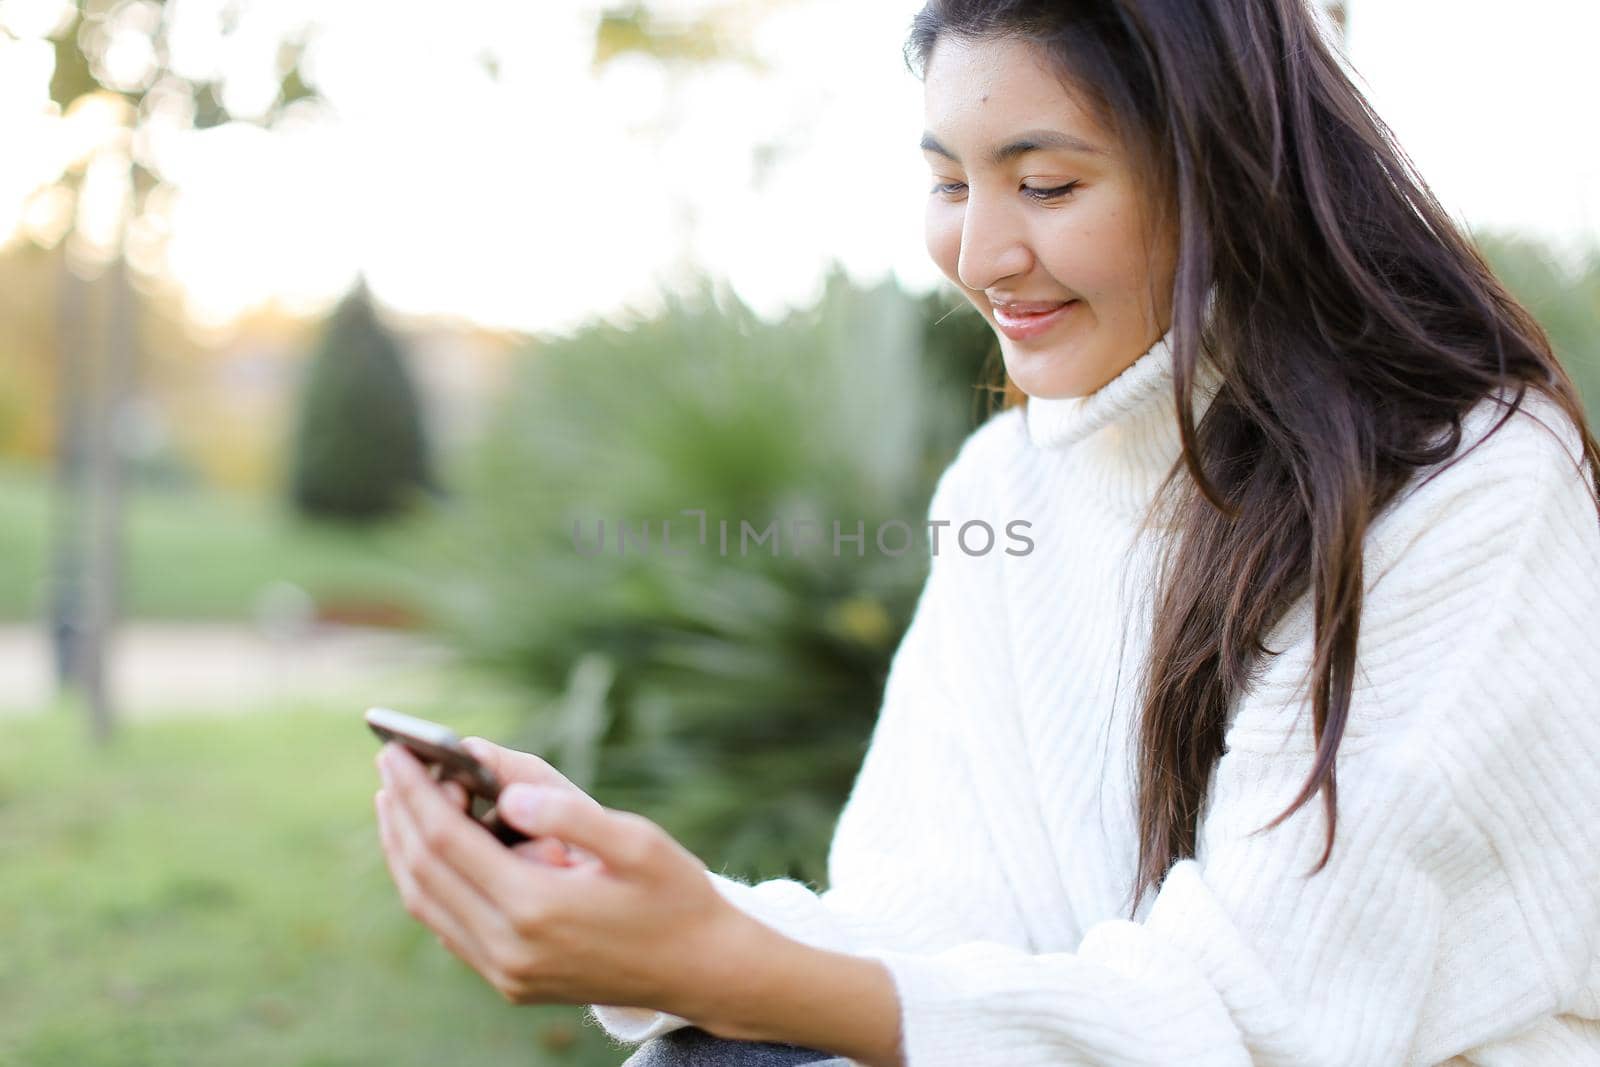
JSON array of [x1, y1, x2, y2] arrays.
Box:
[[588, 330, 1600, 1066]]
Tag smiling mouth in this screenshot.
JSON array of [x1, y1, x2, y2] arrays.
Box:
[[991, 299, 1080, 338], [994, 300, 1072, 319]]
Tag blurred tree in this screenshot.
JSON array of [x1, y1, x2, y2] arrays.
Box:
[[0, 247, 58, 460], [288, 281, 437, 523], [592, 3, 765, 71], [2, 0, 327, 741], [590, 0, 791, 288]]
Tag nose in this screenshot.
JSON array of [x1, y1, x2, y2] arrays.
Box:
[[956, 191, 1034, 295]]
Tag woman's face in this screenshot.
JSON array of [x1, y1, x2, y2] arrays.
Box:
[[922, 35, 1178, 398]]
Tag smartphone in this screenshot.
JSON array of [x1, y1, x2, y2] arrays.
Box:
[[365, 706, 531, 846]]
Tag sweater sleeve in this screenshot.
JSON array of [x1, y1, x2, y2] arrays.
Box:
[[587, 422, 1038, 1045], [855, 398, 1600, 1066]]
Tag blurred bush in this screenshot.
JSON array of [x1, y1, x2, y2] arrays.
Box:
[[288, 282, 439, 523], [0, 366, 23, 457], [1477, 232, 1600, 414], [418, 266, 995, 884]]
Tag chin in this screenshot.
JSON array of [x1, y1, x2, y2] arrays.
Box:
[[1002, 352, 1093, 400]]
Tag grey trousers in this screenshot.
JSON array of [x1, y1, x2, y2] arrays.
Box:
[[618, 1025, 852, 1066]]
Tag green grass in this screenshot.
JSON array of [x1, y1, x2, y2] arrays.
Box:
[[0, 462, 430, 623], [0, 688, 633, 1067]]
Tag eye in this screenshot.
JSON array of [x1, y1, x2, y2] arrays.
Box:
[[927, 180, 1082, 201], [1024, 181, 1082, 202]]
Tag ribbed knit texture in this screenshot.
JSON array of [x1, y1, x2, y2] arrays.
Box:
[[588, 330, 1600, 1066]]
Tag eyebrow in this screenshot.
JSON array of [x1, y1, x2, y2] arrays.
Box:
[[919, 128, 1105, 166]]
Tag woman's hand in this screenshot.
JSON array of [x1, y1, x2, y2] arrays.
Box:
[[373, 740, 757, 1021], [455, 736, 589, 867]]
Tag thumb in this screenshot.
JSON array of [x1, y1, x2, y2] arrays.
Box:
[[497, 784, 646, 872]]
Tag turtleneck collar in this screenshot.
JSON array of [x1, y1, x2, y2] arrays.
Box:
[[1021, 324, 1226, 519]]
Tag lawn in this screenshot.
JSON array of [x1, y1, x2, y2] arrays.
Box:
[[0, 462, 431, 623], [0, 691, 635, 1067]]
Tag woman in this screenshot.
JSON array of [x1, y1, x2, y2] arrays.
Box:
[[372, 1, 1600, 1064]]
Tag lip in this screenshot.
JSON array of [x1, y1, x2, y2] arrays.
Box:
[[991, 300, 1080, 341]]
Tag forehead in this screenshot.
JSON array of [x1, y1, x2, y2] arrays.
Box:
[[922, 35, 1109, 155]]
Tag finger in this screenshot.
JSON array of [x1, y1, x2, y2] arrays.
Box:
[[535, 837, 574, 865], [381, 780, 516, 963], [462, 736, 579, 793], [496, 784, 654, 875], [512, 836, 575, 866], [384, 742, 549, 908], [379, 802, 475, 966], [441, 780, 469, 811], [375, 788, 485, 963], [564, 844, 600, 867]]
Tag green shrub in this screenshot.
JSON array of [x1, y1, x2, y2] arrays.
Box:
[[418, 266, 994, 884], [288, 282, 437, 522]]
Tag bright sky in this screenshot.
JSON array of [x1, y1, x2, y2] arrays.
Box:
[[1, 0, 1596, 335]]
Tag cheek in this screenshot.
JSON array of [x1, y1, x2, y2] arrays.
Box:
[[1035, 208, 1147, 299], [924, 203, 963, 283]]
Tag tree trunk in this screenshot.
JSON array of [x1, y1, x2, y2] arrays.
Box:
[[50, 245, 133, 744]]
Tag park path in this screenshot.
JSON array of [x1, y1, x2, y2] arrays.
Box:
[[0, 622, 457, 722]]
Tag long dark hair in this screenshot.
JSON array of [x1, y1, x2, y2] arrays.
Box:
[[904, 0, 1600, 918]]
